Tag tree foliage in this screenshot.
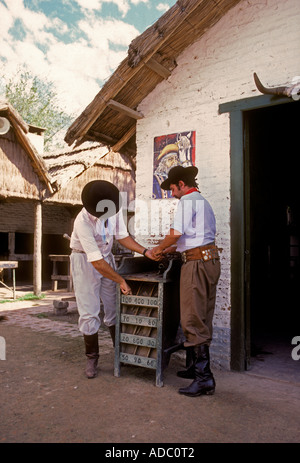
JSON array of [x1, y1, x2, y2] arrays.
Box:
[[0, 67, 73, 151]]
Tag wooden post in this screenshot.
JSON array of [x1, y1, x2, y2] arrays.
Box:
[[8, 232, 15, 258], [33, 201, 42, 296]]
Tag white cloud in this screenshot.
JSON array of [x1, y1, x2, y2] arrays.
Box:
[[79, 16, 139, 48], [75, 0, 102, 10], [75, 0, 130, 17], [156, 3, 170, 13], [14, 42, 47, 73], [51, 17, 70, 35], [131, 0, 149, 5], [0, 3, 14, 34], [104, 0, 129, 17]]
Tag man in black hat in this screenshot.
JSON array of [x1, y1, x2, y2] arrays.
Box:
[[151, 166, 220, 397], [70, 180, 153, 379]]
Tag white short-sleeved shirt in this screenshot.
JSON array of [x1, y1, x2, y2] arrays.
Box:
[[70, 208, 129, 262], [172, 191, 216, 252]]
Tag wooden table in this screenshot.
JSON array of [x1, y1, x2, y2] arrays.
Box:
[[0, 261, 18, 299], [49, 255, 72, 292]]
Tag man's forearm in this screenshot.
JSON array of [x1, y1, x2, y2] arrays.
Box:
[[91, 259, 124, 284], [118, 236, 147, 255], [154, 229, 181, 254]]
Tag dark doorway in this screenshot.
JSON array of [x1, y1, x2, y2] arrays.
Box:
[[245, 101, 299, 379]]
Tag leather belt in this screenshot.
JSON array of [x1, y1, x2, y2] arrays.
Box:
[[181, 244, 219, 264], [71, 249, 85, 254]]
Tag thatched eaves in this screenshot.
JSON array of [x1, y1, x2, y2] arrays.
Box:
[[42, 143, 135, 206], [42, 143, 111, 191], [0, 98, 54, 194], [64, 0, 241, 157]]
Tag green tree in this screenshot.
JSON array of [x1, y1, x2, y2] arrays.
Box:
[[0, 67, 73, 151]]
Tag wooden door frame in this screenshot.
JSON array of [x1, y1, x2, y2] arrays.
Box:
[[219, 94, 294, 371]]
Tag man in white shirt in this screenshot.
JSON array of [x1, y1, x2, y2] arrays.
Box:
[[70, 180, 152, 379], [151, 166, 220, 397]]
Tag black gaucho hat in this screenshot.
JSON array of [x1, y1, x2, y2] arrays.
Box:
[[160, 165, 198, 190], [81, 180, 121, 218]]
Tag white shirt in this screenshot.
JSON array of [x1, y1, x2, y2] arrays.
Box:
[[70, 208, 129, 262], [172, 191, 216, 252]]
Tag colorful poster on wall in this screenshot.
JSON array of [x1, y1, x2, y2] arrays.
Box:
[[152, 131, 196, 199]]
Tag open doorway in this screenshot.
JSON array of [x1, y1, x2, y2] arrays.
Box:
[[245, 101, 299, 381]]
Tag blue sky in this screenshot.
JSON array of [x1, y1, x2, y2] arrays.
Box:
[[0, 0, 176, 115]]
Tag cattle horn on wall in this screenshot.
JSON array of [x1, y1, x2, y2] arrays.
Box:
[[254, 72, 300, 100], [0, 117, 10, 135]]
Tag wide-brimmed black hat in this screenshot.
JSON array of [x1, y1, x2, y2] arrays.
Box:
[[160, 165, 198, 190], [81, 180, 121, 218]]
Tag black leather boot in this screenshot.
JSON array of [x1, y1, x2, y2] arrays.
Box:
[[177, 346, 196, 379], [83, 333, 99, 379], [108, 325, 116, 347], [178, 345, 215, 397]]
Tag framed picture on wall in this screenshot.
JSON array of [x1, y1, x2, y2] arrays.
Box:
[[152, 131, 196, 199]]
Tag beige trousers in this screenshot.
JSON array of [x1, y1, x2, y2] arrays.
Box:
[[70, 252, 117, 336], [180, 258, 221, 347]]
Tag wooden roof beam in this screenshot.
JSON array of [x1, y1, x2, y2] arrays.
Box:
[[111, 124, 136, 153], [107, 99, 144, 120], [87, 129, 118, 145], [145, 57, 171, 79]]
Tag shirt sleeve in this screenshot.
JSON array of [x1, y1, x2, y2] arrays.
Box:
[[172, 196, 203, 236], [76, 215, 104, 262], [172, 199, 189, 234], [115, 209, 129, 240]]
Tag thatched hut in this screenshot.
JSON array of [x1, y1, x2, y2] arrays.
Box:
[[0, 99, 53, 295], [65, 0, 300, 375]]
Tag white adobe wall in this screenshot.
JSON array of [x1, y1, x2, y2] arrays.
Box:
[[134, 0, 300, 369]]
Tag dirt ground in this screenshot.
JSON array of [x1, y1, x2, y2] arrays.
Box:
[[0, 288, 299, 446]]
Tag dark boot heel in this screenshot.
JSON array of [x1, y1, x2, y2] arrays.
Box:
[[83, 333, 99, 379], [178, 345, 215, 397], [177, 346, 196, 379], [108, 325, 116, 347]]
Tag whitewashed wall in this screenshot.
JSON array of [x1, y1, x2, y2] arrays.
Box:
[[134, 0, 300, 369]]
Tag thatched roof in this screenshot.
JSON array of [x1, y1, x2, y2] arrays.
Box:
[[42, 143, 135, 205], [43, 143, 135, 205], [0, 98, 54, 194], [42, 143, 110, 191], [64, 0, 241, 158]]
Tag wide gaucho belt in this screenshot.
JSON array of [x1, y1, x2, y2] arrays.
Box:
[[181, 244, 219, 263]]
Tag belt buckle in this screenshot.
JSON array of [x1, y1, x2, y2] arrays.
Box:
[[182, 252, 187, 264]]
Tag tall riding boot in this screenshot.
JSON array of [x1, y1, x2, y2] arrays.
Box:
[[108, 325, 116, 347], [177, 346, 196, 379], [83, 333, 99, 379], [178, 345, 215, 397]]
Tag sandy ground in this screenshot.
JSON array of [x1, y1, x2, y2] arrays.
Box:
[[0, 288, 299, 446]]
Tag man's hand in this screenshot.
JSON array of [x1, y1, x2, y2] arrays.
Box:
[[151, 246, 164, 259], [92, 259, 132, 295], [120, 279, 132, 295], [145, 248, 162, 261], [162, 245, 177, 255], [150, 229, 181, 260]]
